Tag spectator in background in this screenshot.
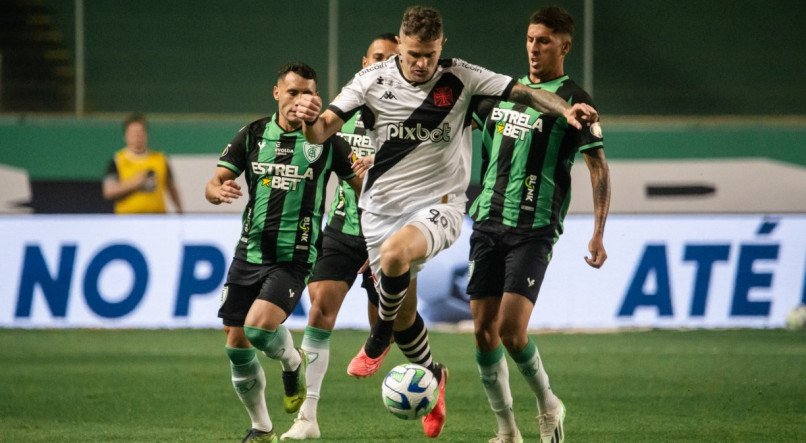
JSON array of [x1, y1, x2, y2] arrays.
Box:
[[102, 113, 183, 213]]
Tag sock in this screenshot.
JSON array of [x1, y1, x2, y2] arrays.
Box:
[[477, 344, 518, 436], [394, 312, 441, 382], [226, 347, 272, 432], [366, 270, 409, 357], [244, 325, 301, 371], [299, 326, 331, 421], [510, 338, 560, 414], [378, 270, 410, 321]]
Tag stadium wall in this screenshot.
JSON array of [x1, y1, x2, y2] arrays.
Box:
[[37, 0, 806, 115], [1, 115, 804, 213], [1, 214, 803, 330]]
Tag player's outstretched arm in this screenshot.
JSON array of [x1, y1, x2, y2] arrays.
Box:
[[583, 148, 610, 268], [507, 83, 598, 129], [295, 94, 344, 144], [205, 167, 241, 205]]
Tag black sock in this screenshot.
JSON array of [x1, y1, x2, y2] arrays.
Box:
[[394, 312, 441, 382], [379, 270, 410, 295], [364, 319, 393, 358]]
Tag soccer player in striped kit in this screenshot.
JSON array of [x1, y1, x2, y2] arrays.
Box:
[[294, 6, 598, 438], [205, 62, 363, 443], [468, 7, 611, 442]]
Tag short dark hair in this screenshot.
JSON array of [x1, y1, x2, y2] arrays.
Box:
[[277, 61, 317, 83], [373, 32, 397, 45], [400, 6, 443, 41], [123, 113, 147, 133], [529, 6, 574, 37]]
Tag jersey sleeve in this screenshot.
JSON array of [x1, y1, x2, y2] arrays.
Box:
[[328, 75, 368, 123], [569, 91, 604, 153], [327, 135, 356, 181], [575, 122, 604, 153], [217, 125, 249, 176], [453, 58, 516, 100]]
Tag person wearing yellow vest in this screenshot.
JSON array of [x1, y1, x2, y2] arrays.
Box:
[[102, 113, 183, 214]]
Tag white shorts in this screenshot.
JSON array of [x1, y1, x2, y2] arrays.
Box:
[[361, 201, 465, 277]]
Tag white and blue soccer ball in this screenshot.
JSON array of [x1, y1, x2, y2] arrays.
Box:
[[785, 304, 806, 331], [381, 363, 439, 420]]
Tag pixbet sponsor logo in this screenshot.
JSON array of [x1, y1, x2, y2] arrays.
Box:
[[387, 122, 452, 143]]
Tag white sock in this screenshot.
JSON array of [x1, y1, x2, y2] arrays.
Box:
[[229, 351, 272, 432], [477, 345, 518, 436], [261, 325, 301, 371], [512, 339, 560, 414], [299, 326, 331, 421]]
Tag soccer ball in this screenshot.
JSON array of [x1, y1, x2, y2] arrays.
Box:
[[381, 363, 439, 420], [785, 304, 806, 331]]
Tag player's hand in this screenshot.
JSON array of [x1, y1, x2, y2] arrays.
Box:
[[295, 94, 323, 124], [584, 236, 607, 268], [564, 103, 598, 130], [217, 179, 242, 204], [352, 154, 374, 179]]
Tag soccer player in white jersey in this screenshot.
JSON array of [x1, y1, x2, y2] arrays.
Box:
[[294, 5, 597, 439]]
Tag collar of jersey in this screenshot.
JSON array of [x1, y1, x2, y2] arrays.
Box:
[[518, 74, 568, 89], [271, 112, 303, 135], [394, 55, 441, 86]]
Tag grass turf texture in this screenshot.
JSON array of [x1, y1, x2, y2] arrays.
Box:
[[0, 329, 803, 442]]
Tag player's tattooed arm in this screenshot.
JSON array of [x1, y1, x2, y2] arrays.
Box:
[[583, 148, 610, 268], [508, 82, 569, 114], [507, 83, 598, 129]]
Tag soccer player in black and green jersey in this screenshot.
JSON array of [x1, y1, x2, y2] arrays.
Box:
[[282, 34, 401, 441], [467, 7, 611, 443], [205, 62, 363, 443]]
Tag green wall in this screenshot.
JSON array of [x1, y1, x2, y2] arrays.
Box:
[[41, 0, 806, 115]]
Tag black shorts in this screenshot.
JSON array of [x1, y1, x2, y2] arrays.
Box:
[[309, 226, 379, 305], [218, 258, 311, 327], [466, 225, 554, 304]]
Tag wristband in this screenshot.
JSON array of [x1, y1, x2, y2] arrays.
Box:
[[305, 114, 319, 125]]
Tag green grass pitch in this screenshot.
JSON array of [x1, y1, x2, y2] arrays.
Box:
[[1, 328, 803, 442]]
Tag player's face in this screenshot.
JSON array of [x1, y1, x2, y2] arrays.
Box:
[[397, 34, 443, 83], [526, 23, 570, 83], [124, 122, 147, 153], [274, 72, 317, 131], [362, 39, 399, 68]]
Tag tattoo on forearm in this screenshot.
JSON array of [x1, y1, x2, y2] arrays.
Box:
[[509, 85, 569, 115], [588, 153, 611, 236]]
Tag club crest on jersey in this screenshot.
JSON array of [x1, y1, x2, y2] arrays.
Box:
[[303, 142, 323, 163], [432, 86, 454, 107]]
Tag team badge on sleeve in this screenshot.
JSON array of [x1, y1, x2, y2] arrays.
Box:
[[303, 143, 323, 163], [590, 122, 603, 138]]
